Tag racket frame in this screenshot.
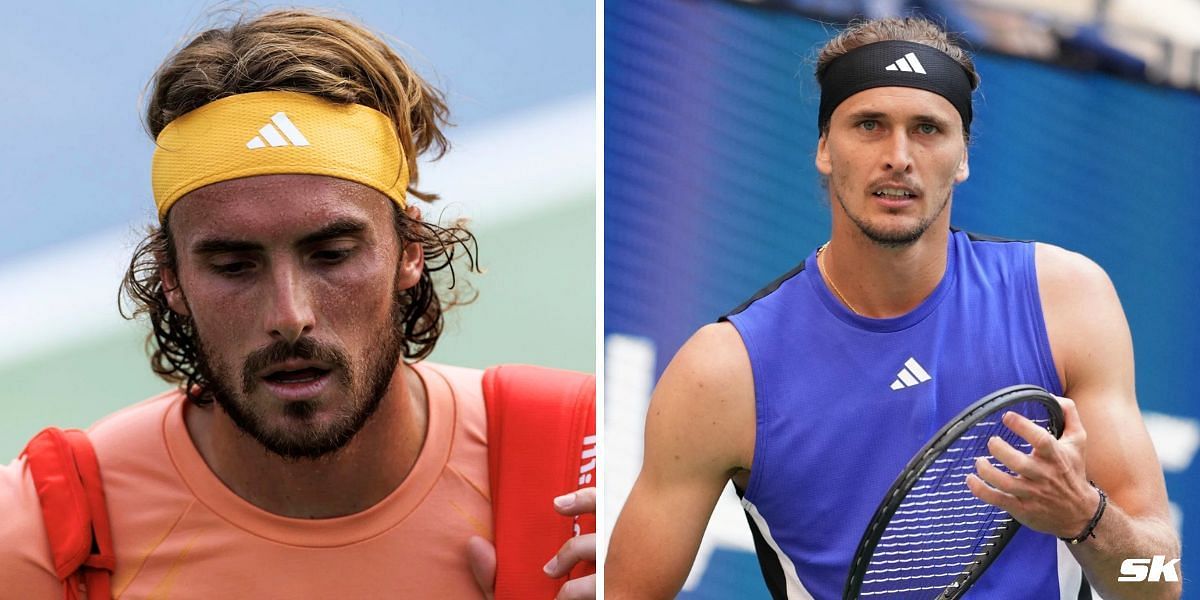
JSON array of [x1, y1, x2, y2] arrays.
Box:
[[842, 384, 1065, 600]]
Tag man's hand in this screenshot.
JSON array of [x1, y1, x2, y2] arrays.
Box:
[[544, 488, 596, 600], [965, 395, 1099, 538], [467, 487, 596, 600]]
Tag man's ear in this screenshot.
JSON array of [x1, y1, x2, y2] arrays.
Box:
[[815, 133, 833, 176], [397, 205, 425, 291], [954, 147, 970, 183], [160, 263, 191, 317]]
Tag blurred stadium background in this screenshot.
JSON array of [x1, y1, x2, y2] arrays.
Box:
[[0, 1, 595, 460], [604, 0, 1199, 597]]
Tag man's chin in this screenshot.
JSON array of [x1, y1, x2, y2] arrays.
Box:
[[250, 418, 356, 460], [216, 394, 353, 460], [856, 220, 929, 248]]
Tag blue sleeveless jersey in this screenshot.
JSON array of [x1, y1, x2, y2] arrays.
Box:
[[724, 230, 1083, 599]]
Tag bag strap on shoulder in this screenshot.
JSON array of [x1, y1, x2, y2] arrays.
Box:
[[22, 427, 115, 600], [19, 364, 596, 600], [483, 364, 597, 600]]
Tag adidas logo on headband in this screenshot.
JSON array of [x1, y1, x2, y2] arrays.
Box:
[[246, 112, 310, 149], [885, 52, 927, 75]]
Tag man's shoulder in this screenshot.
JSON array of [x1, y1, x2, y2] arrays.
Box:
[[0, 391, 182, 597], [0, 455, 60, 595], [419, 361, 484, 388], [1032, 242, 1110, 289], [664, 323, 753, 409], [723, 258, 812, 320], [87, 388, 184, 454], [417, 362, 484, 414], [1032, 243, 1117, 319], [421, 361, 595, 395]]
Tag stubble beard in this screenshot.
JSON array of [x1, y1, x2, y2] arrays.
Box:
[[834, 187, 952, 249], [194, 296, 408, 462]]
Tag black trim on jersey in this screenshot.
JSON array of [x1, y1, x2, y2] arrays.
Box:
[[718, 229, 1032, 323], [735, 485, 789, 600], [1078, 575, 1093, 599], [720, 260, 808, 321], [955, 226, 1032, 244]]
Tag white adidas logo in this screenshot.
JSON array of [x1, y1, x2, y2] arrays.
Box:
[[885, 52, 927, 75], [246, 112, 310, 149], [890, 357, 932, 390]]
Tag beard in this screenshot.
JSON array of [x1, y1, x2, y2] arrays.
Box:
[[194, 297, 407, 461], [835, 188, 952, 249]]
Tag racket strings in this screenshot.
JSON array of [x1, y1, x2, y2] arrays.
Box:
[[856, 403, 1052, 599]]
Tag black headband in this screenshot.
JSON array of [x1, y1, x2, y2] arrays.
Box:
[[817, 40, 975, 135]]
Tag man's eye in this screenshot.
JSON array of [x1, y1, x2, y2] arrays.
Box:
[[314, 249, 352, 263], [860, 120, 878, 131], [213, 262, 252, 276], [917, 123, 939, 134]]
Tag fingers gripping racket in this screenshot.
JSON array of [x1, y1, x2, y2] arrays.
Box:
[[843, 385, 1064, 599]]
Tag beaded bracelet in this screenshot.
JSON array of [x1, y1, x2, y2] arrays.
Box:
[[1059, 482, 1107, 545]]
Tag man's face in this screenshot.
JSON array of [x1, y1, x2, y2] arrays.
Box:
[[163, 174, 423, 460], [816, 86, 969, 247]]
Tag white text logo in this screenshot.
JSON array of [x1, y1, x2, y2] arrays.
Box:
[[1118, 556, 1180, 582], [574, 434, 597, 537]]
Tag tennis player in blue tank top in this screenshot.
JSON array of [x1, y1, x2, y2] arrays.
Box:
[[607, 17, 1180, 600]]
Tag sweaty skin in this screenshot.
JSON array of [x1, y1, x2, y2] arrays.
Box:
[[163, 174, 428, 519]]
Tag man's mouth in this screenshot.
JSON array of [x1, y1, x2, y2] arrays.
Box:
[[259, 361, 335, 401], [873, 187, 917, 199], [264, 367, 330, 384]]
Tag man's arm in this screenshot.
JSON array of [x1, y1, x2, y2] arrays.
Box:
[[0, 457, 65, 597], [606, 323, 756, 599], [969, 243, 1180, 599]]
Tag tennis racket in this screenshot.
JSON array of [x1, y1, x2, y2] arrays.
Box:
[[843, 384, 1064, 599]]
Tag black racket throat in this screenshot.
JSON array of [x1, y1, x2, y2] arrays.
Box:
[[843, 385, 1065, 600]]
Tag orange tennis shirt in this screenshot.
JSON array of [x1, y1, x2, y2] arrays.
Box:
[[0, 362, 492, 598]]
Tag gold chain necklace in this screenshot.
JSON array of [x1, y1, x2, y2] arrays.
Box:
[[817, 242, 860, 315]]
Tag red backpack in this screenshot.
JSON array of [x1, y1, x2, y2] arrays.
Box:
[[22, 428, 115, 600], [22, 364, 595, 600]]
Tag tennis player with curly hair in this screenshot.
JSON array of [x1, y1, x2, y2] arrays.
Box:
[[0, 10, 595, 599]]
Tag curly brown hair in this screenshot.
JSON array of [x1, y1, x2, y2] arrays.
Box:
[[121, 9, 478, 404]]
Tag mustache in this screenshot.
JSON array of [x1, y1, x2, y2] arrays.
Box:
[[241, 337, 351, 393], [868, 177, 922, 195]]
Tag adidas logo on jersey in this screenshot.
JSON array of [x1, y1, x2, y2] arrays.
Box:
[[885, 52, 927, 75], [890, 357, 932, 390], [246, 112, 310, 149]]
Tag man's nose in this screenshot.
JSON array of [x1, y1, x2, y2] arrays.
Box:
[[882, 130, 914, 173], [263, 263, 314, 345]]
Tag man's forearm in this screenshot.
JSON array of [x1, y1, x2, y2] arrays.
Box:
[[1068, 499, 1181, 599]]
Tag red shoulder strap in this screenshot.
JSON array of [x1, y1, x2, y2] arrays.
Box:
[[483, 365, 596, 600], [22, 428, 115, 600]]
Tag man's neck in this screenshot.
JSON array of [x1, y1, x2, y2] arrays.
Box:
[[820, 225, 951, 318], [185, 363, 429, 519]]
